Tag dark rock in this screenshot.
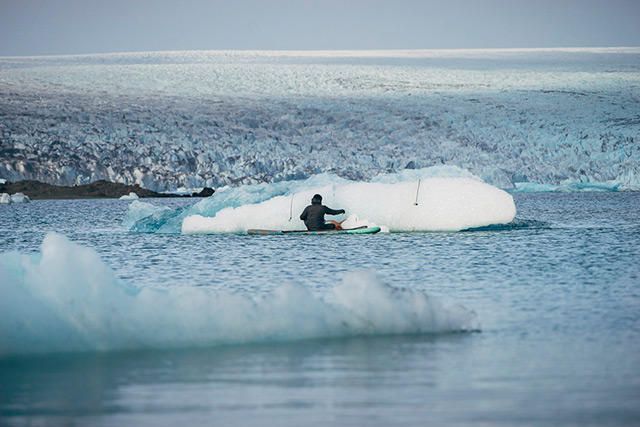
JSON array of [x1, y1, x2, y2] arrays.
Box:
[[192, 187, 215, 197], [0, 180, 215, 200], [405, 161, 416, 170]]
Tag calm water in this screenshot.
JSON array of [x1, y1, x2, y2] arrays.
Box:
[[1, 193, 639, 426]]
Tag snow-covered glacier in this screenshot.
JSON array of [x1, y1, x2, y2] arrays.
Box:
[[1, 48, 639, 191]]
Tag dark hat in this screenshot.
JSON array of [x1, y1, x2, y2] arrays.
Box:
[[311, 194, 322, 204]]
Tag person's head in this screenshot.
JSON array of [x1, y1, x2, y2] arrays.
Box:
[[311, 194, 322, 205]]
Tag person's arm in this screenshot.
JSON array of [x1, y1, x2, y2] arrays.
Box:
[[324, 206, 345, 215], [300, 207, 308, 221]]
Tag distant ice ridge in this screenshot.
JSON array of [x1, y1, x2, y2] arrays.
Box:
[[125, 167, 515, 233], [0, 233, 478, 356], [1, 49, 639, 191], [513, 181, 623, 192]]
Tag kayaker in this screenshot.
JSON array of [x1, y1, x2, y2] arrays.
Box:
[[300, 194, 345, 231]]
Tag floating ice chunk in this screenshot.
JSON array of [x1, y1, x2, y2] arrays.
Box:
[[128, 169, 515, 234], [0, 233, 479, 356], [0, 179, 6, 184], [182, 177, 516, 233], [121, 200, 172, 230], [119, 192, 139, 200], [9, 193, 30, 203], [0, 193, 10, 204]]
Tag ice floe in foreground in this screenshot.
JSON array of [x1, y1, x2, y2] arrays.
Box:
[[0, 233, 478, 356]]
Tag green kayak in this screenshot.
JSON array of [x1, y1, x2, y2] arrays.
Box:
[[247, 226, 381, 235]]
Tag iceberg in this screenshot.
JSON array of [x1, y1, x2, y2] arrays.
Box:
[[0, 193, 10, 204], [121, 200, 172, 230], [182, 177, 515, 234], [127, 168, 515, 234], [0, 233, 479, 356], [9, 192, 30, 203], [119, 192, 139, 200]]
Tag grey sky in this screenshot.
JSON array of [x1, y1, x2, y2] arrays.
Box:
[[1, 0, 639, 56]]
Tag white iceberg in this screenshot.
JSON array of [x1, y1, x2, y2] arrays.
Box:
[[182, 176, 516, 234], [9, 193, 30, 203], [0, 193, 10, 204], [119, 192, 139, 200]]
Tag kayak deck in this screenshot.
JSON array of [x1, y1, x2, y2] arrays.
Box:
[[247, 226, 381, 235]]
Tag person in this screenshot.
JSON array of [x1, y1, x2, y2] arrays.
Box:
[[300, 194, 345, 231]]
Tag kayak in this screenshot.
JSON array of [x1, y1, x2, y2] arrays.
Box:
[[247, 226, 381, 235]]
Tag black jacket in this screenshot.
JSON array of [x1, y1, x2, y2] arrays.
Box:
[[300, 204, 345, 231]]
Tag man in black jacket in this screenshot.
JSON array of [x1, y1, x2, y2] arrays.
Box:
[[300, 194, 345, 231]]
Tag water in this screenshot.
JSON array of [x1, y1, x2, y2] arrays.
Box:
[[1, 193, 639, 426]]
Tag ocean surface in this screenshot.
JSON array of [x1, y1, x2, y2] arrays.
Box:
[[1, 192, 639, 426]]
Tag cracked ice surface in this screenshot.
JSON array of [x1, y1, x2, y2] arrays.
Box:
[[1, 48, 638, 191]]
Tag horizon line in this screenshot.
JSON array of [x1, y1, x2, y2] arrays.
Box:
[[2, 46, 640, 60]]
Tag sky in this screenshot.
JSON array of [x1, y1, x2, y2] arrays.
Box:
[[0, 0, 639, 56]]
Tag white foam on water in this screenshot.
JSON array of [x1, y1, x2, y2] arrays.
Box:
[[0, 233, 479, 356]]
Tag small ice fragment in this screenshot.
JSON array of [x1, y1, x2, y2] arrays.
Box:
[[119, 192, 139, 200], [9, 193, 30, 203]]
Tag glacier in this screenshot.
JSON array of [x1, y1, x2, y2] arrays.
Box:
[[0, 233, 478, 356], [1, 48, 639, 191]]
